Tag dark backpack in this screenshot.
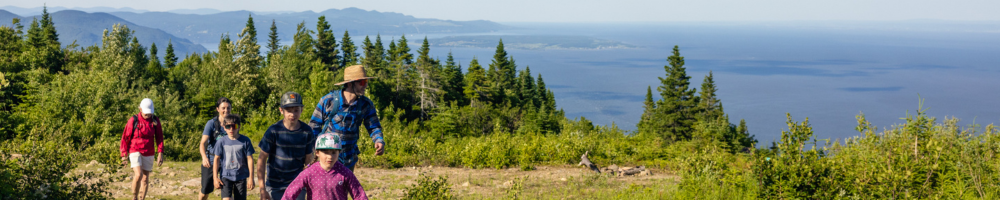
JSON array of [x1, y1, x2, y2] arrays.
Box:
[[128, 114, 160, 140]]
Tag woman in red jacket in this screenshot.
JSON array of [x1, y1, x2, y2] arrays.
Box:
[[120, 98, 165, 200]]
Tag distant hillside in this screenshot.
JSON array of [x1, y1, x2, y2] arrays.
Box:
[[109, 7, 510, 45], [0, 10, 207, 56]]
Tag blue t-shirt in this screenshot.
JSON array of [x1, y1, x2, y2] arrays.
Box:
[[202, 117, 224, 161], [259, 120, 317, 189], [213, 135, 255, 181]]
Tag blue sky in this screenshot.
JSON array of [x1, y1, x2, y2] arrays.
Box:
[[5, 0, 1000, 22]]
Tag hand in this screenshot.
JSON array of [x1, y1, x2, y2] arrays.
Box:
[[375, 142, 384, 156], [260, 187, 271, 200], [248, 180, 255, 190], [214, 178, 223, 189], [157, 154, 164, 167], [121, 157, 128, 166], [202, 159, 211, 168]]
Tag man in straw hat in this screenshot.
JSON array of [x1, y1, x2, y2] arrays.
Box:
[[308, 65, 385, 171]]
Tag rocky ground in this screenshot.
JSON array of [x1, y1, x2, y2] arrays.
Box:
[[74, 161, 677, 200]]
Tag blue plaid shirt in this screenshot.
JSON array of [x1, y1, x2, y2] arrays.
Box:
[[308, 90, 385, 147]]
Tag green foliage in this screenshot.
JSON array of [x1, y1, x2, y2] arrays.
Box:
[[314, 16, 339, 69], [640, 45, 700, 142], [339, 30, 358, 66], [0, 139, 110, 200], [402, 174, 455, 200]]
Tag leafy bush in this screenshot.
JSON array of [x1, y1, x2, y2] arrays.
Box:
[[402, 173, 454, 200], [0, 139, 110, 200]]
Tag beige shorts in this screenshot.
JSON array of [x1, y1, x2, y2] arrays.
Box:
[[129, 152, 154, 171]]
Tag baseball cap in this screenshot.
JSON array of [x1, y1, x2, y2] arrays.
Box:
[[140, 98, 154, 114], [315, 133, 342, 150], [280, 92, 304, 108]]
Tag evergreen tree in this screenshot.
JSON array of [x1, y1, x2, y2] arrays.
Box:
[[149, 42, 161, 68], [645, 45, 699, 142], [463, 57, 487, 104], [518, 66, 536, 108], [291, 21, 315, 55], [442, 52, 466, 105], [536, 74, 555, 112], [637, 86, 656, 133], [486, 39, 510, 104], [417, 37, 434, 67], [267, 19, 281, 59], [340, 30, 358, 66], [372, 35, 387, 71], [40, 6, 59, 46], [164, 40, 177, 68], [315, 16, 340, 70], [236, 14, 262, 68], [393, 35, 413, 65], [697, 71, 723, 121]]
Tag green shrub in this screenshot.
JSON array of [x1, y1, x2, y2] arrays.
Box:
[[402, 174, 454, 200], [0, 139, 110, 200]]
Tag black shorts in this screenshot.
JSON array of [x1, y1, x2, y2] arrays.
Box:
[[200, 164, 219, 194], [221, 178, 247, 200]]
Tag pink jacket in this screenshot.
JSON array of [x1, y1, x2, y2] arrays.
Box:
[[282, 162, 368, 200], [119, 113, 164, 157]]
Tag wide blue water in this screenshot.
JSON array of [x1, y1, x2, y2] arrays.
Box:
[[209, 21, 1000, 144]]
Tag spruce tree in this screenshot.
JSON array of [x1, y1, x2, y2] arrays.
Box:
[[697, 71, 723, 121], [518, 66, 536, 108], [417, 37, 434, 67], [393, 35, 413, 65], [442, 52, 466, 105], [372, 35, 387, 70], [487, 39, 510, 104], [26, 19, 42, 47], [637, 86, 656, 134], [149, 42, 161, 68], [291, 21, 315, 55], [315, 16, 340, 69], [463, 57, 487, 104], [340, 30, 358, 66], [267, 19, 281, 59], [164, 40, 177, 68], [361, 36, 378, 68], [40, 6, 59, 46], [649, 45, 699, 142]]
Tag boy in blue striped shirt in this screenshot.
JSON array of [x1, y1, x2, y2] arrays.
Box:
[[256, 92, 316, 200]]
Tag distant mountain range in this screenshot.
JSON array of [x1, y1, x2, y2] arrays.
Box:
[[0, 9, 208, 56], [431, 35, 637, 50], [1, 6, 511, 55], [108, 7, 510, 45]]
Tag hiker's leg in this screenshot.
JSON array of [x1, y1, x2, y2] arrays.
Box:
[[131, 166, 142, 200], [198, 163, 215, 200], [139, 170, 150, 200]]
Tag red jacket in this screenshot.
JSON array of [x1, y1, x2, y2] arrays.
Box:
[[120, 113, 164, 157]]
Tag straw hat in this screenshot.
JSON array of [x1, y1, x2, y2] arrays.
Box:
[[335, 65, 377, 85]]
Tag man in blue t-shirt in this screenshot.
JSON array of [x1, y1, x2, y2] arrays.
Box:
[[256, 92, 316, 200], [212, 114, 255, 200]]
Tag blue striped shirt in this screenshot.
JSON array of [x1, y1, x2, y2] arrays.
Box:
[[308, 90, 385, 147], [259, 121, 316, 189]]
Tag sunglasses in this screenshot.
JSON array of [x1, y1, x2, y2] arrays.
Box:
[[224, 124, 238, 130], [353, 79, 368, 87]]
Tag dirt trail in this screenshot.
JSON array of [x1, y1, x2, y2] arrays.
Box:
[[75, 161, 677, 200]]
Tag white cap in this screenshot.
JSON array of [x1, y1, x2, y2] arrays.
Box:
[[140, 98, 155, 114]]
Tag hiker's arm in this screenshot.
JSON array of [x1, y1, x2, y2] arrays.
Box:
[[348, 173, 369, 200], [304, 153, 315, 166], [120, 117, 134, 158], [247, 155, 255, 190], [199, 135, 210, 167], [308, 97, 329, 135], [212, 156, 222, 188], [155, 118, 165, 157], [363, 108, 385, 155], [200, 121, 213, 167], [256, 152, 268, 187], [257, 130, 274, 186], [282, 172, 307, 200]]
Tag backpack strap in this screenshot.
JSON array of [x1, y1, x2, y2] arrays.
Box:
[[130, 115, 139, 140]]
